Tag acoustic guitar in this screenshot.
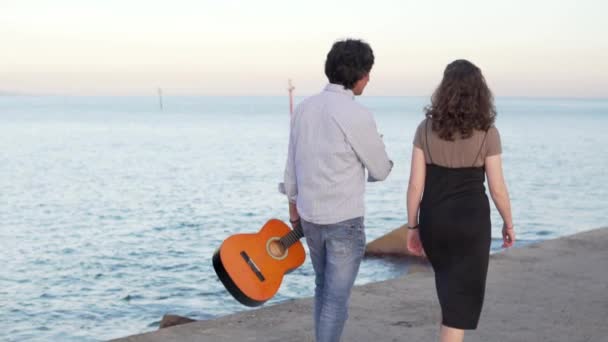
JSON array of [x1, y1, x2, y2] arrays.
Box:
[[213, 219, 306, 306]]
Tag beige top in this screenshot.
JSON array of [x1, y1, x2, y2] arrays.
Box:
[[413, 118, 502, 168]]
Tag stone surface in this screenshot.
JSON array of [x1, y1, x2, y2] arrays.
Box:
[[111, 227, 608, 342], [158, 315, 196, 329]]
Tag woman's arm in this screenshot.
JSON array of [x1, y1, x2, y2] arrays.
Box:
[[485, 154, 515, 247], [407, 146, 426, 226], [406, 146, 426, 256]]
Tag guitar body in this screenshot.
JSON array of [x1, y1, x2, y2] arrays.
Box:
[[213, 219, 306, 306]]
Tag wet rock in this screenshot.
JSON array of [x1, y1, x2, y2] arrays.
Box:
[[159, 314, 196, 329]]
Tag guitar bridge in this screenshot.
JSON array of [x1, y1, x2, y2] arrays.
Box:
[[240, 251, 265, 282]]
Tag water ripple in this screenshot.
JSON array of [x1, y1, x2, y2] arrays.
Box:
[[1, 96, 607, 341]]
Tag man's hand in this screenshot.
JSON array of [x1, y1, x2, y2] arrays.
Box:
[[288, 202, 299, 227]]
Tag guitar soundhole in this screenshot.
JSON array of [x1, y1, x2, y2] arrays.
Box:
[[266, 237, 288, 260]]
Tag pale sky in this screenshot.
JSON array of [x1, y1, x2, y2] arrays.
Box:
[[1, 0, 607, 97]]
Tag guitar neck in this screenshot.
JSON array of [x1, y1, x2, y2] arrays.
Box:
[[279, 222, 304, 248]]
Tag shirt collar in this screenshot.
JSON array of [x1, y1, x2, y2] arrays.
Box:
[[324, 83, 354, 98]]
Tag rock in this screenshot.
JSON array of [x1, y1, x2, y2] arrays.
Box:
[[159, 314, 197, 329], [365, 225, 430, 274], [365, 225, 414, 256]]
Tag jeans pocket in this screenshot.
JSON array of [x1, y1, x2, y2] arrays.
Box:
[[328, 217, 365, 258], [347, 217, 366, 248]]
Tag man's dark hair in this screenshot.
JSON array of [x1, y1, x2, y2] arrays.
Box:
[[324, 39, 374, 90]]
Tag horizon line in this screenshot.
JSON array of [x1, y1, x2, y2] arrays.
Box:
[[2, 93, 607, 101]]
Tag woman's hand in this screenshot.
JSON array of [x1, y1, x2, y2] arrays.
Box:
[[406, 228, 426, 257], [502, 223, 515, 248]]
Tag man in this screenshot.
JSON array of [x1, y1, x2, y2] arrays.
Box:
[[283, 39, 393, 342]]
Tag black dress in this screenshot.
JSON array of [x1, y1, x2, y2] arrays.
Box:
[[419, 125, 492, 330]]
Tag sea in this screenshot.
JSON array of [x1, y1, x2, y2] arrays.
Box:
[[1, 95, 607, 341]]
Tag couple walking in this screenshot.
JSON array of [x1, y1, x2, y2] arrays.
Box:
[[282, 39, 515, 342]]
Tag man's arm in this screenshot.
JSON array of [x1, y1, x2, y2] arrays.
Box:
[[337, 108, 393, 181], [283, 108, 298, 209]]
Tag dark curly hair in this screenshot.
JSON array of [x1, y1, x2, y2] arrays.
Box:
[[425, 59, 496, 141], [325, 39, 374, 90]]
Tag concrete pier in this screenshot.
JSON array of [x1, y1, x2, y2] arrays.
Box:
[[112, 227, 608, 342]]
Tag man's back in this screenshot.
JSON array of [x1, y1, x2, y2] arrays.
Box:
[[284, 83, 392, 225]]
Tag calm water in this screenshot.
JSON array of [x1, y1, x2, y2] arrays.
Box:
[[1, 95, 607, 341]]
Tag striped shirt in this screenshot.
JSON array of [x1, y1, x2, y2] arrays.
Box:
[[282, 83, 393, 224]]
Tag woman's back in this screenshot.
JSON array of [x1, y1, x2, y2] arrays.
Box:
[[413, 118, 501, 168]]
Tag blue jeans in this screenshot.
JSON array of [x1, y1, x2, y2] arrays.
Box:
[[301, 217, 366, 342]]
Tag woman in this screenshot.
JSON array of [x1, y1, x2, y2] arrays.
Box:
[[406, 59, 515, 342]]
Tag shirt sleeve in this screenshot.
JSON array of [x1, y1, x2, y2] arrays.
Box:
[[335, 107, 393, 182], [282, 106, 299, 203], [486, 126, 502, 156]]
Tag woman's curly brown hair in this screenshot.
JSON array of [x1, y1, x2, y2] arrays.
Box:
[[425, 59, 496, 141]]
